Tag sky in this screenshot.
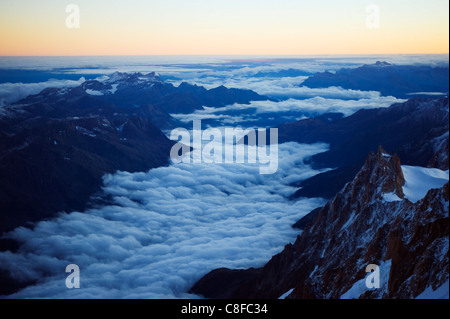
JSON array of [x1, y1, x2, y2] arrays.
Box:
[[0, 0, 448, 57]]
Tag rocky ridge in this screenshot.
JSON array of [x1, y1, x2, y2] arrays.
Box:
[[191, 146, 449, 299]]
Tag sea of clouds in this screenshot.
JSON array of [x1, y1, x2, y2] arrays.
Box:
[[0, 54, 445, 298], [0, 142, 329, 298]]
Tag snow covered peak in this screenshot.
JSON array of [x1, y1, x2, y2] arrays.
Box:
[[104, 71, 128, 83], [342, 145, 406, 204], [103, 71, 163, 85], [348, 146, 448, 205], [373, 61, 392, 67], [80, 72, 164, 96]]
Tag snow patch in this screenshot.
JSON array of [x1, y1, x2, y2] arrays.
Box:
[[105, 72, 128, 83], [75, 126, 97, 138], [340, 211, 356, 230], [278, 288, 294, 299], [309, 265, 318, 278], [383, 192, 402, 202], [108, 84, 119, 94], [401, 166, 449, 203], [86, 89, 104, 96]]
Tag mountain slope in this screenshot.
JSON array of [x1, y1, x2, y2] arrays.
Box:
[[191, 147, 449, 299], [0, 115, 174, 235], [8, 72, 271, 127]]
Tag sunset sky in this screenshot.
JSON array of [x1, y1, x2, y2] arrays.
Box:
[[0, 0, 448, 56]]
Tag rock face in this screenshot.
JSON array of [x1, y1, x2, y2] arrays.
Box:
[[191, 147, 449, 299], [0, 115, 174, 235]]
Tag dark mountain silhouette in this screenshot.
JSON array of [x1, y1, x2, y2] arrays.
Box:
[[0, 114, 174, 236], [12, 72, 271, 126], [302, 62, 449, 98]]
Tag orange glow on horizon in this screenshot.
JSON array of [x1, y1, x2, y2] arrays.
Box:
[[0, 0, 448, 57]]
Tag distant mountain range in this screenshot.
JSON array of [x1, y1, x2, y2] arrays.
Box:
[[302, 61, 449, 98], [6, 72, 270, 126]]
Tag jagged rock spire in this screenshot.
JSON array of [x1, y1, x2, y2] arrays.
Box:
[[191, 149, 449, 299]]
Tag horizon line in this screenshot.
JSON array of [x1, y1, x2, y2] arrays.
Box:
[[0, 53, 449, 58]]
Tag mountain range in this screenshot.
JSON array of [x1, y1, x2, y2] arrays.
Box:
[[302, 61, 449, 98], [0, 72, 270, 236], [0, 67, 448, 299]]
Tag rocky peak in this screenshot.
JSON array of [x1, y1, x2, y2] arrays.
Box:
[[80, 72, 164, 95], [105, 71, 162, 84], [373, 61, 392, 67], [191, 148, 449, 299], [346, 145, 405, 203], [308, 146, 406, 242]]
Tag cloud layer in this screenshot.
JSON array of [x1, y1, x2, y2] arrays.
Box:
[[0, 78, 85, 107], [1, 55, 443, 299], [167, 60, 406, 126], [172, 95, 405, 126], [0, 142, 329, 298]]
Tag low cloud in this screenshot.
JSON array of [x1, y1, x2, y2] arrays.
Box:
[[171, 74, 406, 101], [0, 78, 85, 107], [243, 96, 405, 116], [172, 95, 406, 125], [0, 142, 329, 298]]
